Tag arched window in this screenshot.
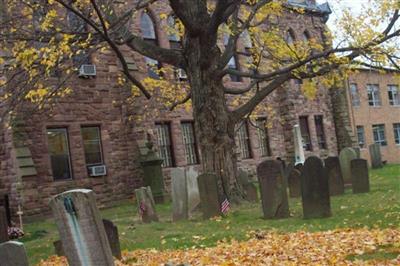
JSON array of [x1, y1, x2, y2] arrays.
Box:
[[167, 15, 181, 47], [140, 12, 160, 79], [303, 30, 311, 42], [286, 29, 296, 45]]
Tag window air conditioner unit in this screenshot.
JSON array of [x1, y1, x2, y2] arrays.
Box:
[[79, 64, 96, 77], [88, 165, 106, 177], [176, 68, 187, 80]]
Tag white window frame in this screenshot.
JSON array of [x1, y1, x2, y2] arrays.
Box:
[[181, 122, 199, 165], [349, 83, 360, 107], [393, 123, 400, 145], [367, 84, 381, 107], [372, 124, 387, 146], [388, 85, 400, 106], [155, 123, 174, 167], [356, 126, 365, 148]]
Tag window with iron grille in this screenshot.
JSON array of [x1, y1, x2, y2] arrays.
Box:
[[372, 124, 387, 146], [356, 126, 365, 148], [155, 123, 174, 167], [393, 123, 400, 145], [47, 128, 73, 180], [314, 115, 326, 149], [388, 85, 400, 106], [349, 83, 360, 106], [256, 118, 271, 157], [81, 126, 103, 166], [181, 122, 199, 165], [140, 12, 161, 79], [299, 116, 312, 151], [236, 122, 252, 159], [367, 84, 381, 106]]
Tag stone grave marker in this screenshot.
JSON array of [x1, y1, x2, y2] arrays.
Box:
[[49, 189, 114, 266], [171, 168, 189, 221], [369, 143, 383, 169], [53, 240, 64, 256], [301, 156, 331, 219], [325, 156, 344, 196], [0, 241, 29, 266], [0, 206, 9, 243], [103, 219, 122, 260], [351, 159, 370, 193], [288, 169, 301, 198], [256, 160, 289, 219], [197, 173, 221, 219], [238, 169, 258, 202], [186, 166, 200, 213], [135, 187, 159, 223], [339, 147, 357, 184]]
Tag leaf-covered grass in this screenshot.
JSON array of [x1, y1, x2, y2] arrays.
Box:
[[22, 164, 400, 265]]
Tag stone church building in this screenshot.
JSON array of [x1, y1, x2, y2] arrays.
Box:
[[0, 0, 354, 217]]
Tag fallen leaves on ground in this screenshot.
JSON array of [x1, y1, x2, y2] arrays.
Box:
[[38, 228, 400, 266]]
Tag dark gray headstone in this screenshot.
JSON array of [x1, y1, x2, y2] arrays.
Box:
[[369, 144, 383, 169], [171, 168, 189, 221], [197, 173, 221, 219], [103, 219, 122, 260], [0, 241, 29, 266], [256, 160, 289, 219], [325, 156, 344, 196], [351, 159, 370, 193], [339, 147, 357, 184], [0, 207, 9, 243], [288, 169, 301, 198], [54, 240, 64, 256], [238, 169, 258, 202], [301, 156, 331, 219]]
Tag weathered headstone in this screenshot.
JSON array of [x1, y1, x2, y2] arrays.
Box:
[[197, 173, 221, 219], [0, 207, 9, 243], [256, 160, 289, 219], [103, 219, 122, 259], [0, 241, 29, 266], [49, 189, 114, 266], [351, 159, 370, 193], [339, 147, 357, 184], [369, 143, 383, 169], [135, 187, 159, 223], [238, 169, 258, 202], [301, 156, 331, 219], [293, 125, 305, 165], [186, 166, 200, 213], [171, 168, 189, 221], [288, 169, 302, 198], [53, 240, 64, 256], [325, 156, 344, 196]]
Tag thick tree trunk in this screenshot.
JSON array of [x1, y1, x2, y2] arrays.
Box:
[[185, 36, 243, 202]]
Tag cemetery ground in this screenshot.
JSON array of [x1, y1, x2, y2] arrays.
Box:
[[22, 165, 400, 265]]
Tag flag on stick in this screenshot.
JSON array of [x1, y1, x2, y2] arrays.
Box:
[[220, 198, 230, 215]]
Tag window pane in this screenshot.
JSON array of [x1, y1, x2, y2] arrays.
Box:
[[350, 83, 360, 106], [256, 118, 271, 157], [372, 124, 387, 146], [356, 126, 365, 148], [388, 85, 400, 106], [47, 128, 72, 180], [299, 116, 312, 151], [367, 84, 381, 106], [394, 123, 400, 144], [314, 115, 326, 149], [155, 123, 174, 167], [81, 126, 103, 165], [181, 122, 199, 165], [236, 122, 252, 159], [140, 13, 156, 39]]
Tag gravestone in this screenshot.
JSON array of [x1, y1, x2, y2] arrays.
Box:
[[0, 206, 9, 243], [186, 166, 200, 213], [139, 142, 166, 203], [351, 159, 370, 193], [53, 240, 64, 256], [369, 143, 383, 169], [197, 173, 221, 219], [135, 187, 159, 223], [49, 189, 114, 266], [325, 156, 344, 196], [339, 147, 357, 184], [171, 168, 189, 221], [301, 156, 331, 219], [238, 169, 258, 202], [0, 241, 29, 266], [256, 160, 289, 219], [103, 219, 122, 260], [288, 169, 301, 198]]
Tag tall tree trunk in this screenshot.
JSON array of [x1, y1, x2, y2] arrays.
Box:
[[185, 36, 243, 202]]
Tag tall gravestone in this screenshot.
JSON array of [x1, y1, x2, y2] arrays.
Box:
[[288, 169, 301, 198], [0, 206, 9, 243], [135, 187, 159, 223], [301, 156, 331, 219], [49, 189, 114, 266], [102, 219, 122, 260], [351, 159, 370, 193], [238, 169, 258, 202], [339, 147, 357, 184], [325, 156, 344, 196], [369, 143, 383, 169], [0, 241, 29, 266], [186, 166, 201, 213], [256, 160, 289, 219], [197, 173, 221, 219], [171, 168, 189, 221]]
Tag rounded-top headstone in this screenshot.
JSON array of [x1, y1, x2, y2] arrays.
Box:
[[339, 147, 357, 184], [324, 156, 344, 196]]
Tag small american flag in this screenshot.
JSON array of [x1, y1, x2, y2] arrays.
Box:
[[220, 198, 230, 215], [139, 201, 147, 216]]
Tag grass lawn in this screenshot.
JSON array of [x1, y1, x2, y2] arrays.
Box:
[[21, 165, 400, 265]]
